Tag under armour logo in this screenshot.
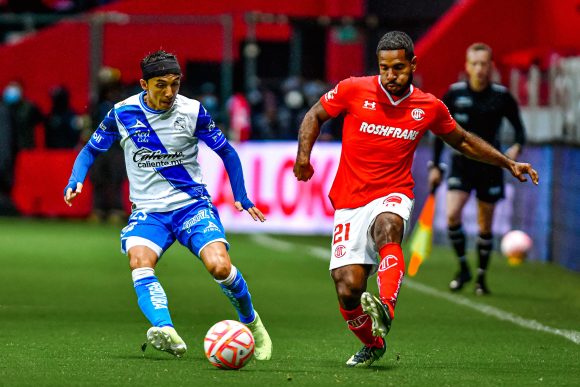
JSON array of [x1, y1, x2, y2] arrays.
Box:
[[363, 100, 376, 110]]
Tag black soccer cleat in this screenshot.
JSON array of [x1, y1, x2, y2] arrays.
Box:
[[474, 277, 491, 296], [449, 269, 472, 292], [345, 341, 387, 367]]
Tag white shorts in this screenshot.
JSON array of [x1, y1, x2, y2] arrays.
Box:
[[329, 193, 414, 274]]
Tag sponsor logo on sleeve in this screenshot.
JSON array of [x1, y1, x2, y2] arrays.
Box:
[[324, 84, 339, 101]]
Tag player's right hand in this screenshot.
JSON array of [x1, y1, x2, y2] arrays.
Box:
[[293, 160, 314, 182], [64, 182, 83, 207], [509, 161, 539, 185]]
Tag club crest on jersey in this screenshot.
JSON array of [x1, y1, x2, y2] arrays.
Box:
[[174, 116, 186, 131], [325, 84, 339, 101], [334, 244, 347, 258], [411, 108, 425, 121], [363, 100, 376, 110]]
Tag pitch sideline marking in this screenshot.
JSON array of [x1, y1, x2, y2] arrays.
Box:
[[251, 234, 580, 345], [404, 279, 580, 345]]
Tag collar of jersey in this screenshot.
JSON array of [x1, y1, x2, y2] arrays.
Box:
[[377, 75, 414, 106], [139, 91, 172, 114]]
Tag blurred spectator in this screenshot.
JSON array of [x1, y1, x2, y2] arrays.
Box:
[[45, 86, 81, 148], [248, 83, 280, 140], [6, 0, 50, 12], [227, 91, 251, 142], [88, 67, 127, 224], [303, 79, 342, 141], [278, 76, 306, 140], [0, 99, 18, 215], [198, 82, 221, 124], [2, 81, 43, 151]]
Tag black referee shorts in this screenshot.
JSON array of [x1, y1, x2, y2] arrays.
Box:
[[446, 154, 504, 204]]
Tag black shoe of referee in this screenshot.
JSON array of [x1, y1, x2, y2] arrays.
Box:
[[449, 269, 472, 291]]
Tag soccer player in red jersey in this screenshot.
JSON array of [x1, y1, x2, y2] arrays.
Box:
[[294, 31, 539, 367]]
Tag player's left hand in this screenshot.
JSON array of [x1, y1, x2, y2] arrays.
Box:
[[509, 161, 539, 185], [234, 201, 266, 222], [64, 182, 83, 207]]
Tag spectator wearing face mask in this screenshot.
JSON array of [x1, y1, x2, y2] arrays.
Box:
[[2, 81, 44, 152]]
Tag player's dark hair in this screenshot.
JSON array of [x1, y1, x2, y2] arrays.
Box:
[[466, 42, 493, 60], [376, 31, 414, 61], [140, 50, 182, 80]]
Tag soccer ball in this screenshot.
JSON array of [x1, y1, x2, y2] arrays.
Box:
[[500, 230, 532, 266], [204, 320, 254, 370]]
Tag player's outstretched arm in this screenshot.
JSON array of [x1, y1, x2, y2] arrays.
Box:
[[63, 145, 102, 206], [294, 101, 332, 182], [439, 124, 539, 185], [214, 142, 266, 222]]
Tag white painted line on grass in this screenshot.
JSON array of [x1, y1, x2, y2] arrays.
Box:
[[404, 279, 580, 345], [250, 234, 294, 251], [250, 234, 330, 260], [251, 234, 580, 345]]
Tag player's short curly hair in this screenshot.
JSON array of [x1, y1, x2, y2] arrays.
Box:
[[376, 31, 414, 61], [141, 50, 178, 67]]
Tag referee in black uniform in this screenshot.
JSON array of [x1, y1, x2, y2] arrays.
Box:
[[429, 42, 526, 295]]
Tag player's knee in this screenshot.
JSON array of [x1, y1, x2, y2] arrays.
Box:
[[128, 247, 157, 270], [205, 253, 232, 280], [332, 270, 366, 308], [210, 262, 232, 280], [373, 213, 404, 245]]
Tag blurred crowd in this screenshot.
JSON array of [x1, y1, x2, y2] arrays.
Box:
[[0, 0, 115, 13], [0, 0, 118, 44]]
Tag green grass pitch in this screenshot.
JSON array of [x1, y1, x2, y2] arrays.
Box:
[[1, 218, 579, 386]]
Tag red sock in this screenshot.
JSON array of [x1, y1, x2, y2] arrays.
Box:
[[339, 304, 384, 348], [377, 243, 405, 319]]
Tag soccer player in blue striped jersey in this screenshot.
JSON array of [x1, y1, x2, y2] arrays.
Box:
[[64, 50, 272, 360]]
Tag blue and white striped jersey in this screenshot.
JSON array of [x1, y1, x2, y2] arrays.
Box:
[[88, 91, 227, 213]]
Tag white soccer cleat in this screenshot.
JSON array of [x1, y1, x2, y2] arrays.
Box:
[[244, 311, 272, 360], [361, 292, 392, 338], [146, 326, 187, 358]]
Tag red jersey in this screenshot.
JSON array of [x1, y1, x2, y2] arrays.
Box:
[[320, 75, 456, 209]]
